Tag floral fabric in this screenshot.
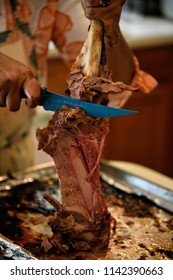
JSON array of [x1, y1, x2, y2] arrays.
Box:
[[0, 0, 89, 174]]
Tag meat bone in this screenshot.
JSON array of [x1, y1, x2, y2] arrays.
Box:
[[36, 6, 134, 252]]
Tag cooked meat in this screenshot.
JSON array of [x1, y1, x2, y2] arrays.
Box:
[[66, 70, 135, 104], [36, 20, 131, 253], [36, 106, 112, 251]]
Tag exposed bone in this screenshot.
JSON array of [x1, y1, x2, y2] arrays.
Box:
[[72, 20, 103, 77]]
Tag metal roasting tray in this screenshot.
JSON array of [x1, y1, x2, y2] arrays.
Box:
[[100, 161, 173, 213], [0, 162, 173, 260]]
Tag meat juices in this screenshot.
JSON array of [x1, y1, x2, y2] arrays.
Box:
[[36, 20, 132, 253]]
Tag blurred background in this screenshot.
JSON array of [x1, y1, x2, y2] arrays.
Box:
[[33, 0, 173, 178], [124, 0, 173, 19]]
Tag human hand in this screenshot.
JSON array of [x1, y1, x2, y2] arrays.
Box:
[[0, 52, 41, 111], [81, 0, 126, 44]]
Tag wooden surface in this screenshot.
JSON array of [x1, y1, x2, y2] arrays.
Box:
[[47, 45, 173, 178]]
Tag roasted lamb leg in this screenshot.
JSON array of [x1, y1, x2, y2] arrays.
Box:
[[36, 19, 131, 253]]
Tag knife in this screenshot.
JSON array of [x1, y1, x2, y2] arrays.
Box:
[[100, 160, 173, 213], [34, 87, 137, 118]]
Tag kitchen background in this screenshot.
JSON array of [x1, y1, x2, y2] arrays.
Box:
[[33, 0, 173, 178]]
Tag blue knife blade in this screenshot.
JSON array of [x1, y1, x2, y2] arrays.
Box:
[[39, 87, 137, 118]]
